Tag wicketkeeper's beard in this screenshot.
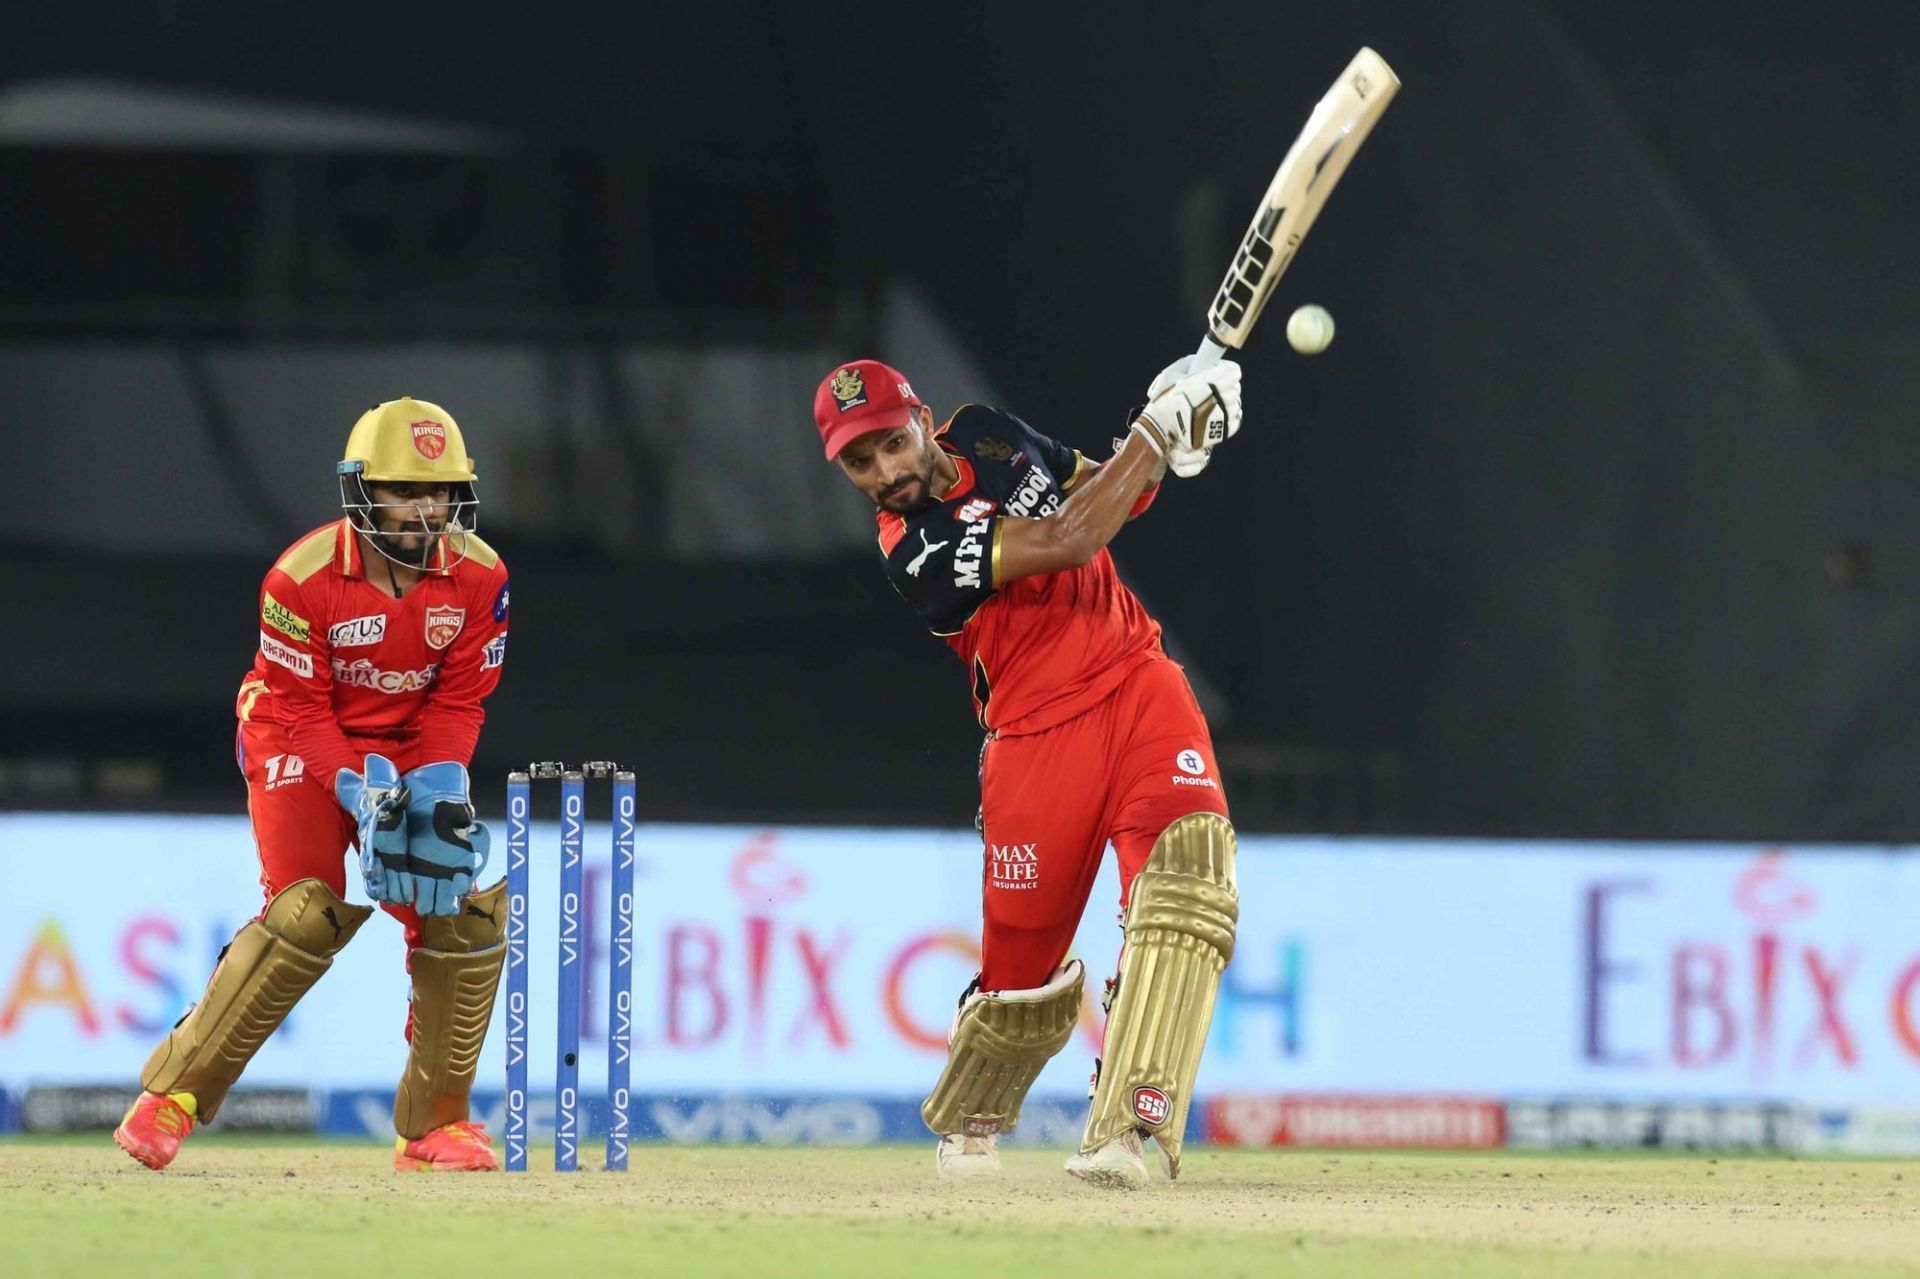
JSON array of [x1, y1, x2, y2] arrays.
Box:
[[373, 522, 443, 568]]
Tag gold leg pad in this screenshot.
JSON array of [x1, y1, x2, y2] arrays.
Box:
[[141, 878, 372, 1122], [921, 959, 1083, 1138], [1082, 812, 1238, 1177], [418, 878, 507, 954], [393, 939, 506, 1139]]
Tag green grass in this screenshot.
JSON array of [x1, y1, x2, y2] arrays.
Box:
[[3, 1138, 1916, 1278]]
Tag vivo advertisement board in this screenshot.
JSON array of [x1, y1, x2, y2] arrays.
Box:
[[4, 815, 1920, 1110]]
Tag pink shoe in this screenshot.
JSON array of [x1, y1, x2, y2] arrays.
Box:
[[394, 1120, 500, 1172], [114, 1092, 197, 1171]]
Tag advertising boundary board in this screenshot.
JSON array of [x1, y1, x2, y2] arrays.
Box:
[[6, 816, 1920, 1111]]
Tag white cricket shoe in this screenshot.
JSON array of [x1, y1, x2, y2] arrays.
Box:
[[935, 1132, 1003, 1180], [1064, 1128, 1149, 1190]]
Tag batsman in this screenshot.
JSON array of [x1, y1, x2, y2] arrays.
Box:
[[816, 356, 1242, 1189], [114, 397, 513, 1173]]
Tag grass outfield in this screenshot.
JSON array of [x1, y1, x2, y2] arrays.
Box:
[[2, 1138, 1917, 1278]]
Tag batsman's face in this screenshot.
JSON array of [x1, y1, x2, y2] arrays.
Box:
[[836, 408, 940, 514], [367, 480, 452, 566]]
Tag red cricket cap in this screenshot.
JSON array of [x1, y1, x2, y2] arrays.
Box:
[[814, 359, 924, 460]]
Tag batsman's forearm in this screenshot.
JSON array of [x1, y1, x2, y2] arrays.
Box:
[[1047, 427, 1163, 558]]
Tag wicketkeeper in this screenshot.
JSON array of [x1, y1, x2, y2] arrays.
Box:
[[114, 397, 513, 1172], [816, 357, 1242, 1188]]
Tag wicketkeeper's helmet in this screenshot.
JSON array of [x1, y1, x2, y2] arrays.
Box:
[[336, 396, 480, 568]]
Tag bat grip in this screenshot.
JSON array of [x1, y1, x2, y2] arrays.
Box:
[[1190, 335, 1230, 370]]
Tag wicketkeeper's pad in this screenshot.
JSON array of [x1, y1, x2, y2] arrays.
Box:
[[141, 877, 372, 1121], [394, 878, 508, 1139]]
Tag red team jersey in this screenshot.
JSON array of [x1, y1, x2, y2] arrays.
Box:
[[877, 405, 1162, 735], [235, 519, 510, 784]]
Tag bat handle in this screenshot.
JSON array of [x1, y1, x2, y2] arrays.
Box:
[[1190, 334, 1231, 370]]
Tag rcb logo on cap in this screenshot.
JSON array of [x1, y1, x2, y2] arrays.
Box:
[[830, 367, 868, 412]]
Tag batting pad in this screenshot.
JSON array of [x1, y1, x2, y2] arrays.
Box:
[[921, 959, 1084, 1138], [1082, 812, 1237, 1178]]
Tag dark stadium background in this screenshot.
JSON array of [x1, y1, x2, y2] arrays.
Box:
[[2, 0, 1914, 841]]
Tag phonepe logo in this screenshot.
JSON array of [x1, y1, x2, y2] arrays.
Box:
[[1172, 747, 1216, 788]]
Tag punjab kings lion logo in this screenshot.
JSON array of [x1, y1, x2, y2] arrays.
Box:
[[424, 605, 465, 650], [410, 419, 448, 460], [830, 367, 867, 412]]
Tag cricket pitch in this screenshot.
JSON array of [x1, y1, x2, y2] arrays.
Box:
[[3, 1139, 1916, 1278]]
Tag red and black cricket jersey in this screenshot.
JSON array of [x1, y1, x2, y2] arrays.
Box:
[[876, 404, 1163, 735]]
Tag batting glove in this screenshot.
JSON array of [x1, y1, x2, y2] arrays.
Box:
[[1131, 360, 1243, 479]]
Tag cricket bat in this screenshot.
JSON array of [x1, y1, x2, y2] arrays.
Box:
[[1191, 47, 1400, 369]]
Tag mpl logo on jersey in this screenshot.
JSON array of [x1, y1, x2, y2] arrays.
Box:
[[410, 420, 447, 460], [327, 615, 386, 647], [952, 520, 989, 590], [423, 606, 464, 650], [262, 754, 305, 791]]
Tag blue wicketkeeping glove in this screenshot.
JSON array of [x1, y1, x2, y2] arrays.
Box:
[[335, 753, 413, 904], [399, 761, 491, 917]]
